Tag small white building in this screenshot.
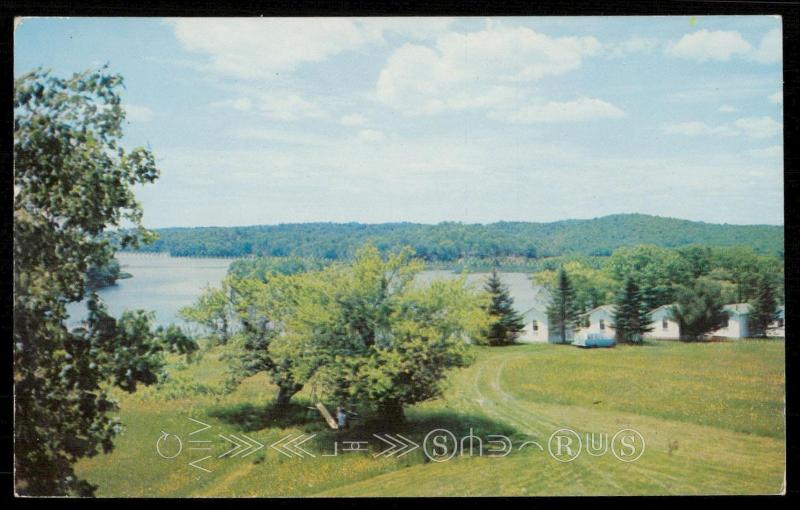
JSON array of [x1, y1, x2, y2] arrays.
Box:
[[644, 304, 681, 340], [518, 307, 549, 343], [710, 303, 751, 339], [574, 305, 616, 341], [766, 305, 785, 338]]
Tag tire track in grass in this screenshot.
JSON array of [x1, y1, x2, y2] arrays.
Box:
[[480, 353, 671, 494]]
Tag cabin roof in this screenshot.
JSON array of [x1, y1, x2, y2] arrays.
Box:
[[723, 303, 752, 315], [511, 285, 550, 316], [521, 306, 548, 322], [583, 304, 615, 316]]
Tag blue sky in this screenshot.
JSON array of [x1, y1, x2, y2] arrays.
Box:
[[14, 16, 784, 227]]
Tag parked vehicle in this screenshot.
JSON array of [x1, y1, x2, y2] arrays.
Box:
[[574, 333, 616, 348]]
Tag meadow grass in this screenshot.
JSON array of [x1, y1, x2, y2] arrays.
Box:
[[74, 339, 785, 496]]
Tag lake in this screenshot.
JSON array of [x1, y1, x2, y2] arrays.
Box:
[[66, 253, 233, 328], [67, 253, 546, 328]]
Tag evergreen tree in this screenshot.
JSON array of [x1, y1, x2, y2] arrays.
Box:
[[669, 278, 728, 341], [612, 278, 653, 344], [546, 268, 580, 344], [483, 269, 525, 345], [748, 275, 780, 338]]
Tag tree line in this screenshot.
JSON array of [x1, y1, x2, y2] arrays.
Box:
[[126, 214, 783, 261]]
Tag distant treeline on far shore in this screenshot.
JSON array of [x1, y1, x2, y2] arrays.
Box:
[[124, 213, 784, 261]]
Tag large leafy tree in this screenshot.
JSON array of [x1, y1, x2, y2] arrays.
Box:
[[546, 268, 581, 344], [483, 269, 525, 346], [748, 275, 780, 338], [611, 278, 653, 344], [220, 274, 307, 407], [604, 245, 686, 310], [264, 245, 487, 421], [533, 260, 617, 314], [14, 68, 188, 495], [669, 278, 728, 341]]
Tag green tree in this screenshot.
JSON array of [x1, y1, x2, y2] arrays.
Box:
[[180, 279, 235, 344], [85, 258, 131, 289], [482, 269, 525, 346], [546, 268, 580, 344], [265, 245, 486, 421], [534, 260, 617, 312], [221, 275, 305, 407], [669, 278, 728, 341], [611, 278, 653, 344], [748, 275, 780, 338], [604, 245, 686, 310], [14, 67, 193, 495]]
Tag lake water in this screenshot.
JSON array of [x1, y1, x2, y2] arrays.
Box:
[[67, 254, 546, 328], [66, 253, 233, 328]]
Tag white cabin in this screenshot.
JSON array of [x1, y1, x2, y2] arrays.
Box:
[[644, 304, 681, 340], [574, 305, 616, 341], [766, 305, 785, 337], [710, 303, 751, 339], [518, 307, 549, 343]]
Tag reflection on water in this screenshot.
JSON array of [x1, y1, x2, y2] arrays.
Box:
[[66, 254, 546, 329]]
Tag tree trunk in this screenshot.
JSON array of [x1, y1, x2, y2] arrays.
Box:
[[275, 383, 302, 408]]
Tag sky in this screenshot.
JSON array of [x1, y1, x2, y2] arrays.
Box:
[[14, 16, 784, 227]]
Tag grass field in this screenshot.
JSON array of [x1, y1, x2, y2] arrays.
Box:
[[74, 340, 785, 496]]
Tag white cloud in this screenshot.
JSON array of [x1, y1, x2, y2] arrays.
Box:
[[751, 28, 781, 64], [719, 105, 737, 113], [375, 23, 601, 117], [747, 145, 782, 159], [356, 129, 386, 143], [214, 92, 325, 121], [733, 116, 781, 139], [340, 113, 368, 127], [256, 94, 326, 121], [228, 127, 333, 146], [124, 104, 154, 122], [662, 121, 738, 138], [663, 116, 781, 139], [489, 98, 625, 124], [169, 18, 453, 80], [665, 30, 752, 62], [211, 97, 253, 111], [604, 37, 658, 59], [665, 28, 782, 64], [768, 91, 782, 104], [356, 17, 454, 42]]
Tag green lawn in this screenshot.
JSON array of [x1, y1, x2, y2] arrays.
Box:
[[74, 340, 785, 496]]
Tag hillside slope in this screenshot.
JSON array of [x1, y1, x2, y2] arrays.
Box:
[[131, 214, 784, 259]]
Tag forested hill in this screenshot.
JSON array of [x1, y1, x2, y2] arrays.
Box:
[[131, 214, 784, 260]]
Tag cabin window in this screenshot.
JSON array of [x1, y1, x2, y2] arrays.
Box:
[[532, 320, 539, 332], [599, 319, 605, 330], [777, 318, 784, 328], [662, 318, 668, 330], [721, 315, 729, 328]]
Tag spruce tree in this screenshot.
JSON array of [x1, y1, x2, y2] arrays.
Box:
[[612, 278, 653, 344], [484, 269, 525, 345], [669, 278, 728, 341], [546, 268, 580, 344], [749, 275, 780, 338]]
